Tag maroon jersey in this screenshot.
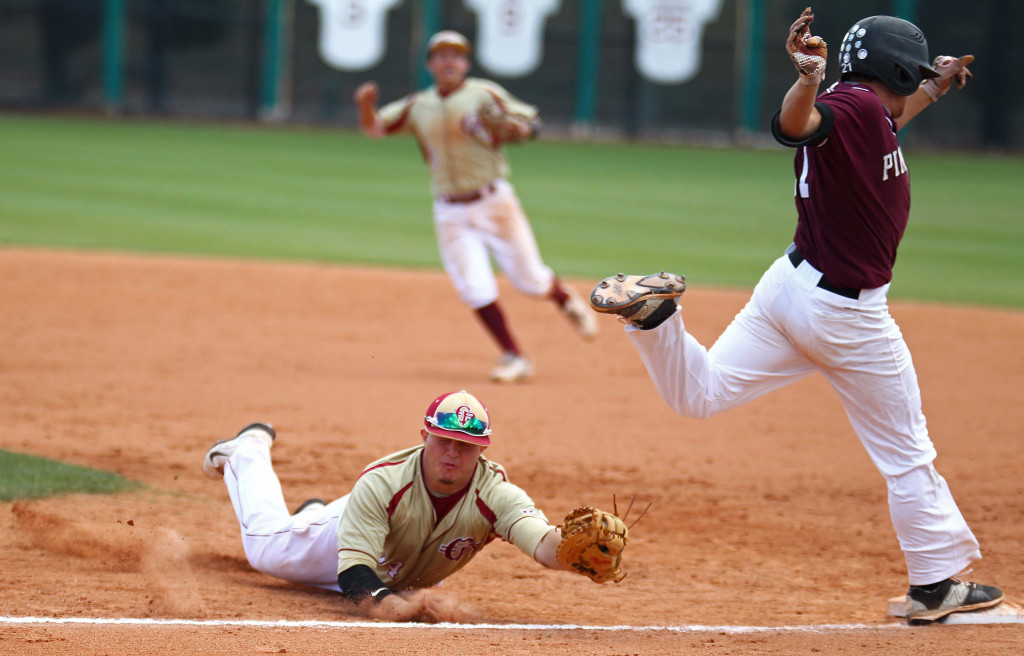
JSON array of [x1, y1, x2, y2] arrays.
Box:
[[776, 82, 911, 289]]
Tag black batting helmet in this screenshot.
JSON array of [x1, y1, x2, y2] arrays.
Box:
[[838, 16, 940, 96]]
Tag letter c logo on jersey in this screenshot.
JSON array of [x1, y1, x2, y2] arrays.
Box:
[[439, 536, 481, 561]]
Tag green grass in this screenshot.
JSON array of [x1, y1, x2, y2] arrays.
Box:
[[1, 114, 1022, 308], [0, 449, 140, 501]]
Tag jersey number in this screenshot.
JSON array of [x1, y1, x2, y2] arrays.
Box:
[[795, 146, 811, 198]]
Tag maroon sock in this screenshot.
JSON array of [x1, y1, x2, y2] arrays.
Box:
[[548, 277, 570, 307], [475, 302, 520, 355]]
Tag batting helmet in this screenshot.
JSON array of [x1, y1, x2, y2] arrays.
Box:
[[423, 390, 491, 446], [838, 16, 939, 96], [427, 30, 470, 57]]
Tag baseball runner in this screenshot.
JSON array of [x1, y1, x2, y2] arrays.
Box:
[[354, 30, 597, 384], [202, 390, 628, 621], [588, 8, 1002, 624]]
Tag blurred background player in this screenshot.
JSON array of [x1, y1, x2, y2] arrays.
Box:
[[588, 8, 1002, 624], [202, 390, 616, 622], [354, 30, 597, 384]]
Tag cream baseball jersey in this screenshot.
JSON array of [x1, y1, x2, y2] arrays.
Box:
[[377, 78, 538, 197], [336, 445, 552, 590]]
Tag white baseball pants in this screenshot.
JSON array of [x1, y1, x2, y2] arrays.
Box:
[[221, 438, 347, 591], [433, 179, 554, 309], [627, 252, 981, 585]]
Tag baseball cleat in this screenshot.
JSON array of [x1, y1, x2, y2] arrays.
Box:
[[202, 422, 276, 479], [590, 272, 686, 325], [292, 498, 327, 515], [490, 353, 534, 383], [561, 288, 599, 340], [291, 498, 327, 530], [905, 578, 1004, 624]]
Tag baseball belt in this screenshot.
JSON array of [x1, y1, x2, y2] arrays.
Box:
[[788, 247, 861, 300]]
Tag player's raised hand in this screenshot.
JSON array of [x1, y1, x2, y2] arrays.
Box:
[[354, 81, 379, 109], [786, 7, 828, 85], [921, 55, 974, 101], [354, 82, 384, 137]]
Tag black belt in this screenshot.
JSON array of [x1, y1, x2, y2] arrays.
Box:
[[439, 182, 496, 204], [787, 248, 861, 300]]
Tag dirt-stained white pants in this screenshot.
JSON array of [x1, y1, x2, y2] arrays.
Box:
[[433, 179, 554, 309], [627, 252, 981, 585], [221, 438, 347, 591]]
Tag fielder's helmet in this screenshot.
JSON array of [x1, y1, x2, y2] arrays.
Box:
[[838, 16, 939, 96], [423, 390, 491, 446], [427, 30, 470, 57]]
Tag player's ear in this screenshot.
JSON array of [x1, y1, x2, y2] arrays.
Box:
[[420, 428, 429, 443]]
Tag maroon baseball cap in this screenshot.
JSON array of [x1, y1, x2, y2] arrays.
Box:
[[423, 390, 491, 446]]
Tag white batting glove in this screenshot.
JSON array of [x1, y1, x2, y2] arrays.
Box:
[[921, 55, 974, 102], [786, 8, 828, 87]]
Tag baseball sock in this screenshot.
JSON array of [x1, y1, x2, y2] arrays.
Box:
[[547, 278, 570, 306], [475, 302, 520, 355]]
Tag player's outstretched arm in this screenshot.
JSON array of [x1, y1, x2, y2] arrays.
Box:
[[532, 527, 563, 569], [354, 81, 385, 138], [896, 55, 974, 129], [779, 7, 826, 140]]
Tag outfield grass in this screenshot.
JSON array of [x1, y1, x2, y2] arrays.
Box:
[[0, 449, 140, 501], [1, 114, 1022, 308]]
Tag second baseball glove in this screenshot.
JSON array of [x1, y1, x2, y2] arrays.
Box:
[[555, 506, 629, 583], [479, 104, 532, 144]]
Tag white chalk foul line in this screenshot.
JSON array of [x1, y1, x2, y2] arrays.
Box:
[[0, 616, 905, 634]]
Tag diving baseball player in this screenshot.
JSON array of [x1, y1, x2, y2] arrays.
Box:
[[354, 30, 597, 384], [587, 8, 1002, 624], [202, 390, 628, 621]]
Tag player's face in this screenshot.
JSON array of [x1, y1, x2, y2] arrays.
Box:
[[887, 93, 908, 119], [426, 48, 470, 92], [869, 78, 909, 119], [421, 432, 483, 495]]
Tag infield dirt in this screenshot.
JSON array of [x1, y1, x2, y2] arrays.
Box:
[[1, 248, 1021, 654]]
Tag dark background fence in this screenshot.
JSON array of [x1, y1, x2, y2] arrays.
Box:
[[1, 0, 1019, 150]]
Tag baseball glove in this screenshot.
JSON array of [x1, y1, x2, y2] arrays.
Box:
[[786, 7, 828, 85], [479, 104, 532, 144], [555, 506, 629, 583]]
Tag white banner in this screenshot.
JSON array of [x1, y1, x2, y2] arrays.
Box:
[[623, 0, 723, 85], [308, 0, 403, 71], [464, 0, 562, 78]]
